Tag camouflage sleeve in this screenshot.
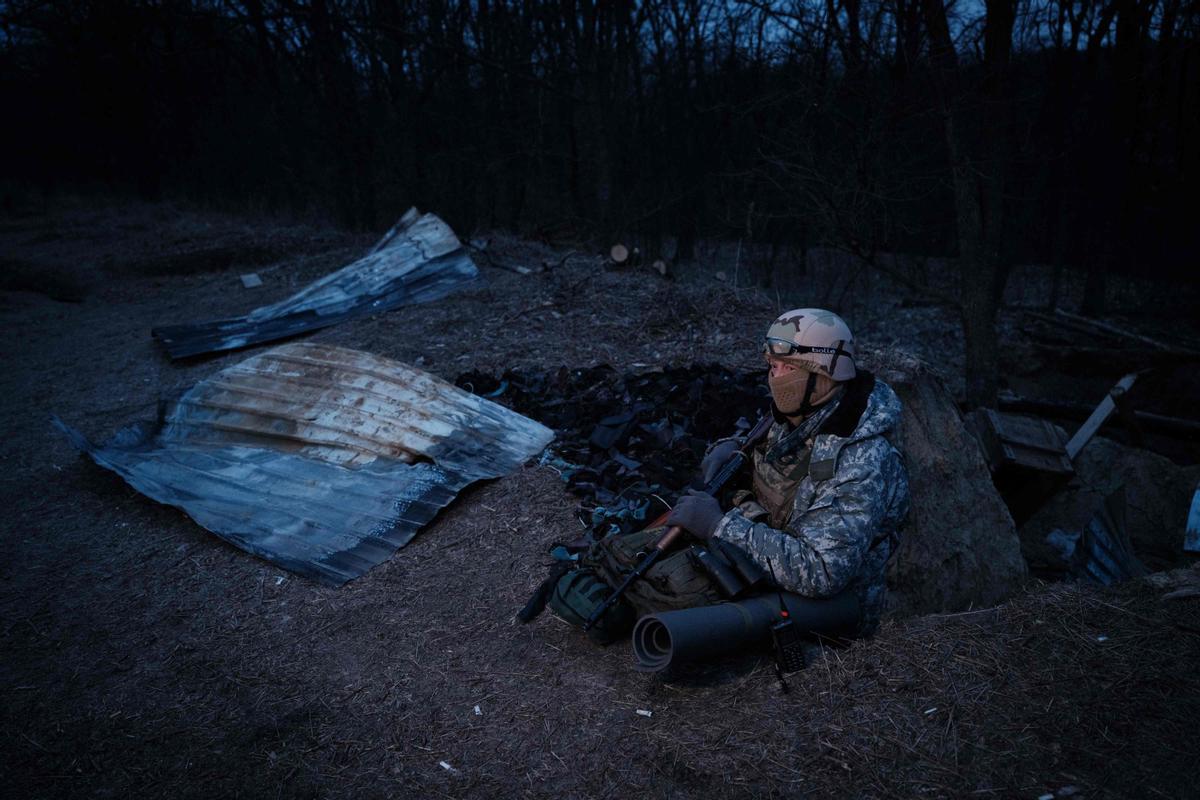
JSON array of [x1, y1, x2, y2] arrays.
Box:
[[712, 437, 902, 598]]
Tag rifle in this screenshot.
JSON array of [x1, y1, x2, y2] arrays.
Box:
[[583, 412, 773, 631]]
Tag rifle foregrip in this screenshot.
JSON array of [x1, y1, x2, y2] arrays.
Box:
[[655, 525, 686, 550], [702, 451, 747, 495]]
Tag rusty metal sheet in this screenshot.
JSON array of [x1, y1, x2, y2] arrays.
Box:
[[152, 208, 480, 359], [54, 343, 554, 585]]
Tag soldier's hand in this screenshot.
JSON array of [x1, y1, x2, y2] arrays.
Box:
[[700, 439, 739, 484], [667, 489, 723, 540]]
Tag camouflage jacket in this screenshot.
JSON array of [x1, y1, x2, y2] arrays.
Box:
[[712, 371, 909, 635]]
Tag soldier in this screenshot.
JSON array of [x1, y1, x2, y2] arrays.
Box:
[[547, 308, 909, 642], [668, 307, 909, 636]]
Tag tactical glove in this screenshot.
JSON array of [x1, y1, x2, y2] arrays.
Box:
[[700, 439, 739, 484], [667, 489, 724, 540]]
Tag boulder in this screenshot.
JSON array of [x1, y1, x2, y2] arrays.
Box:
[[862, 350, 1029, 617]]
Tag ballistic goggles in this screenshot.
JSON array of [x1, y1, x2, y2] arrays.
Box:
[[763, 337, 845, 358]]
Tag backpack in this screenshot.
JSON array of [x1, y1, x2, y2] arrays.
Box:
[[546, 525, 725, 644]]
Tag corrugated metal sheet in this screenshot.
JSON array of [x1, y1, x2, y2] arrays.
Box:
[[152, 208, 480, 359], [54, 343, 554, 585], [1186, 484, 1200, 553]]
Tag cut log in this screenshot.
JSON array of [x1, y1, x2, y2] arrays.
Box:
[[610, 243, 629, 264]]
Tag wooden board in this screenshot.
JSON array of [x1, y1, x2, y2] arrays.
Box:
[[973, 409, 1074, 476]]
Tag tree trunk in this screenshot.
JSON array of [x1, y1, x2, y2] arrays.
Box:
[[922, 0, 1014, 409], [1082, 266, 1108, 315], [946, 106, 1001, 408]]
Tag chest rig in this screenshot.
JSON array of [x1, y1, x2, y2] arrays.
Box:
[[751, 444, 810, 529], [751, 421, 840, 529], [748, 372, 881, 530]]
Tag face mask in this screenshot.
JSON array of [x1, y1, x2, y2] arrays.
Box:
[[769, 366, 840, 416], [768, 368, 816, 415]]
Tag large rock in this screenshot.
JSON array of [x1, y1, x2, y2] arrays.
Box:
[[862, 350, 1029, 617], [1019, 437, 1200, 573]]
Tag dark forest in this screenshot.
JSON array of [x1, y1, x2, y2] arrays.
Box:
[[4, 0, 1198, 407], [5, 0, 1197, 260]]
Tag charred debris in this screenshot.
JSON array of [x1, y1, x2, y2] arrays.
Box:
[[455, 365, 769, 541], [457, 360, 1200, 586]]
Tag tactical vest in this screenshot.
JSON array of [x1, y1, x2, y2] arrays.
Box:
[[752, 443, 808, 528], [750, 428, 839, 529]]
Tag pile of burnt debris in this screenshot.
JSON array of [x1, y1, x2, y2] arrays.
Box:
[[459, 361, 1200, 592], [455, 365, 769, 539]]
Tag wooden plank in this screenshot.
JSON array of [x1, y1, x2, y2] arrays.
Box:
[[1064, 372, 1139, 460], [1002, 442, 1073, 474], [987, 410, 1066, 453]]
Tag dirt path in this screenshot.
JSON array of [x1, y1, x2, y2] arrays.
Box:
[[2, 202, 1197, 798]]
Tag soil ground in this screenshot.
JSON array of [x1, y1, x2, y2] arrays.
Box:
[[2, 199, 1199, 799]]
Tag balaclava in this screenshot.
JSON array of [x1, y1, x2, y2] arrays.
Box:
[[768, 364, 840, 418]]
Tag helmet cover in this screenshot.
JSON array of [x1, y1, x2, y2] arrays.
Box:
[[764, 308, 856, 381]]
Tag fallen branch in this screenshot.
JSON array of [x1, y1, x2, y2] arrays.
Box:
[[500, 300, 556, 325], [997, 392, 1200, 440], [1049, 309, 1200, 357], [546, 250, 583, 271], [486, 254, 535, 275], [829, 244, 960, 308], [467, 239, 535, 275]]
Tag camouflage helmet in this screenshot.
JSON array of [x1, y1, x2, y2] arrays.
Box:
[[764, 308, 856, 381]]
